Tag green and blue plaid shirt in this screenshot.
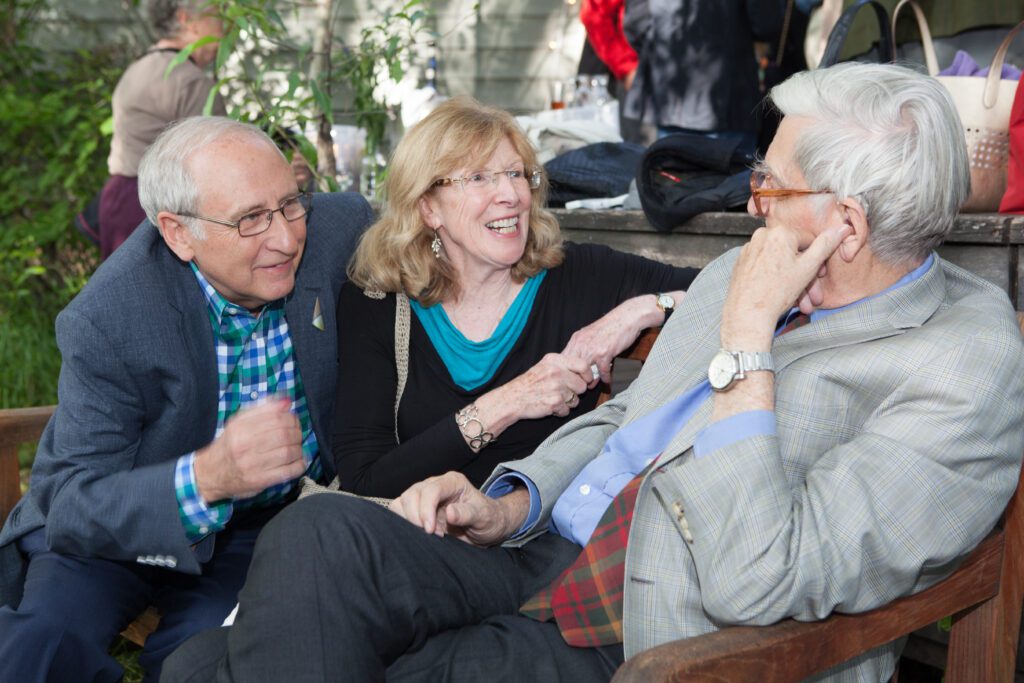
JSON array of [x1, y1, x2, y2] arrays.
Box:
[[174, 264, 321, 542]]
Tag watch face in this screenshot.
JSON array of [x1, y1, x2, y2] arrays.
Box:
[[708, 351, 738, 391], [657, 293, 675, 311]]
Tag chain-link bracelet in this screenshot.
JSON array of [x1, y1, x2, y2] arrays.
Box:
[[455, 404, 495, 451]]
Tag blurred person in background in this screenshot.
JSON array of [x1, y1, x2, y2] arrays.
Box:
[[623, 0, 786, 153], [580, 0, 650, 143], [98, 0, 226, 259]]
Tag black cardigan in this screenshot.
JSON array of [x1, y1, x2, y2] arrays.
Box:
[[331, 242, 698, 497]]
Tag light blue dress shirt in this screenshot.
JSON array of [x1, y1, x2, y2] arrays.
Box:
[[488, 254, 934, 546]]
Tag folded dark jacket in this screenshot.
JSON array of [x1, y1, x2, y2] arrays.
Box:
[[637, 133, 753, 232]]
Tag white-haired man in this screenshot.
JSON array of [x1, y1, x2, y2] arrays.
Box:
[[0, 117, 372, 681], [167, 63, 1024, 683]]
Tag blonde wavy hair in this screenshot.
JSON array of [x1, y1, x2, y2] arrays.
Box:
[[347, 96, 564, 306]]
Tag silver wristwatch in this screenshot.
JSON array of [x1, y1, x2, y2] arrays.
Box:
[[707, 349, 774, 391]]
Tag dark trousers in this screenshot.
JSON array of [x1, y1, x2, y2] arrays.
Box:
[[0, 518, 267, 683], [161, 495, 626, 682], [98, 174, 146, 259]]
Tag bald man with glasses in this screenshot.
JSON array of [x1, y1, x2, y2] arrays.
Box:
[[0, 117, 372, 682]]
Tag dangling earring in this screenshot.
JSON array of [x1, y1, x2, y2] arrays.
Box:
[[430, 229, 442, 258]]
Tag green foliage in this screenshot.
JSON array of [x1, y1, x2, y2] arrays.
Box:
[[336, 0, 428, 156], [201, 0, 330, 179], [110, 638, 144, 682], [0, 0, 435, 409], [194, 0, 431, 189], [0, 2, 115, 408]]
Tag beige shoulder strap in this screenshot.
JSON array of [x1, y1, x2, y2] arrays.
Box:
[[892, 0, 939, 75], [394, 292, 411, 443]]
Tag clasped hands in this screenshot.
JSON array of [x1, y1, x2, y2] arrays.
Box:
[[391, 471, 529, 547], [479, 294, 668, 424]]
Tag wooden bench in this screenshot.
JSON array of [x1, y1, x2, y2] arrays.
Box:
[[0, 405, 159, 646], [4, 317, 1022, 679]]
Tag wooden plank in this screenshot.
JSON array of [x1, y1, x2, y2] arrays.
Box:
[[0, 406, 55, 521], [612, 531, 1004, 683], [558, 211, 1020, 307], [947, 458, 1024, 682], [0, 444, 21, 527], [938, 245, 1012, 299], [562, 229, 745, 270], [562, 229, 1014, 302], [553, 210, 1014, 245]]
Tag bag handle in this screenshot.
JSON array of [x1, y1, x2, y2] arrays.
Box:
[[805, 0, 844, 69], [773, 0, 796, 69], [891, 0, 939, 76], [985, 21, 1024, 109], [819, 0, 895, 68]]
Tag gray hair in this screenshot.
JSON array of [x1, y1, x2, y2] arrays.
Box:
[[145, 0, 208, 39], [137, 116, 283, 239], [769, 62, 969, 265]]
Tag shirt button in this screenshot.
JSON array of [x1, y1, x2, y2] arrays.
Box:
[[226, 307, 238, 315], [249, 391, 259, 400], [579, 484, 591, 495], [199, 526, 209, 535]]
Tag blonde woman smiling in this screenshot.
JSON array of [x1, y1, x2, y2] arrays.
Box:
[[333, 97, 697, 497]]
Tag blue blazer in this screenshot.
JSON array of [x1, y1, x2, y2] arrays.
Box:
[[0, 192, 372, 599]]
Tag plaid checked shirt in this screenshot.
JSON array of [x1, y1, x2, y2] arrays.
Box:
[[174, 264, 321, 542]]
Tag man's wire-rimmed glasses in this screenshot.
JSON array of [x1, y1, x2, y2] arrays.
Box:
[[749, 165, 832, 217], [431, 167, 543, 193], [178, 192, 312, 237]]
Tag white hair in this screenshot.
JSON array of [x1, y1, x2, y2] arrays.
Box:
[[770, 62, 969, 265], [137, 116, 284, 239]]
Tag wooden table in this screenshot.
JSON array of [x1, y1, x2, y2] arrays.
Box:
[[554, 209, 1024, 308]]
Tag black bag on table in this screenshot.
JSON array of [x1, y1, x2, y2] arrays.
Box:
[[637, 133, 754, 232], [544, 142, 646, 207]]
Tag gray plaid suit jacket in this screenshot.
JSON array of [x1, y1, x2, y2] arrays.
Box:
[[487, 248, 1024, 681]]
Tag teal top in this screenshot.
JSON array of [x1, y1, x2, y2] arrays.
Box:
[[411, 271, 548, 391]]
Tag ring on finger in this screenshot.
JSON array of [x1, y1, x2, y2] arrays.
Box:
[[590, 363, 600, 381], [564, 391, 576, 405]]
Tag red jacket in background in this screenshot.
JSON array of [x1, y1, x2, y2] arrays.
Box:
[[580, 0, 638, 79]]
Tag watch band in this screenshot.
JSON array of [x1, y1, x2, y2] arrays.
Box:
[[656, 293, 675, 322], [734, 350, 774, 375], [708, 348, 774, 391]]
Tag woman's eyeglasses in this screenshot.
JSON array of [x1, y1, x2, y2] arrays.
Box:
[[432, 168, 543, 193]]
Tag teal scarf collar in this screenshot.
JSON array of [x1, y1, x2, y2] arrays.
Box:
[[411, 271, 547, 391]]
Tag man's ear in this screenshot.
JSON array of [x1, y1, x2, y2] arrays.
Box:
[[836, 197, 869, 263], [156, 211, 197, 263]]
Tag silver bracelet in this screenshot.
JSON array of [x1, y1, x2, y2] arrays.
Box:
[[455, 404, 495, 451]]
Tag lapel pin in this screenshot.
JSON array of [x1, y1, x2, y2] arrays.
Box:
[[312, 296, 325, 331]]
